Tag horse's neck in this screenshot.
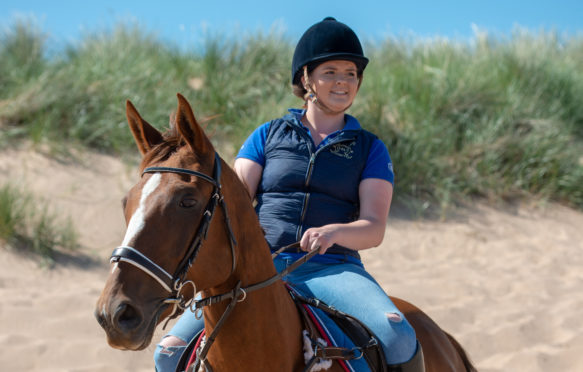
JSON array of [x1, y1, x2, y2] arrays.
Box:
[[201, 164, 305, 370], [202, 280, 304, 370], [219, 162, 279, 286], [201, 234, 304, 369]]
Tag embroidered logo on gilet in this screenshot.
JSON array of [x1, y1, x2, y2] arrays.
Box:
[[329, 142, 356, 159]]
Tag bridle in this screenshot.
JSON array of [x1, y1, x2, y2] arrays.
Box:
[[108, 151, 319, 371], [110, 152, 238, 319]]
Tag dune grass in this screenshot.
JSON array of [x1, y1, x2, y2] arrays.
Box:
[[1, 18, 582, 214], [354, 31, 583, 213], [0, 183, 78, 265]]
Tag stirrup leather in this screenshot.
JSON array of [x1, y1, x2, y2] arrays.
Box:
[[387, 342, 425, 372]]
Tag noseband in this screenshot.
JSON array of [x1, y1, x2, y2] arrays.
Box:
[[110, 152, 238, 318]]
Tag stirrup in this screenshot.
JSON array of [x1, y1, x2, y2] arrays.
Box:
[[387, 341, 425, 372]]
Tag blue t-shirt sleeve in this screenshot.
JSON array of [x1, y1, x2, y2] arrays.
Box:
[[236, 122, 270, 166], [362, 139, 394, 185]]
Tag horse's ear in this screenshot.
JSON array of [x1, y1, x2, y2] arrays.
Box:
[[126, 100, 164, 155], [175, 93, 212, 155]]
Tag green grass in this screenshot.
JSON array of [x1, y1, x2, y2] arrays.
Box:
[[354, 30, 583, 211], [1, 18, 582, 214], [0, 183, 78, 265]]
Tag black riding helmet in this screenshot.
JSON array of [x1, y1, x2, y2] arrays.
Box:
[[291, 17, 369, 86]]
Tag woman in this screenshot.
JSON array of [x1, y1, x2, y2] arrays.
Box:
[[155, 17, 423, 372]]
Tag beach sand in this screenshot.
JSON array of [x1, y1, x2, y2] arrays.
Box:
[[1, 147, 582, 371]]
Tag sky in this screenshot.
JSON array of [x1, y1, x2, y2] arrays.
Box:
[[1, 0, 582, 49]]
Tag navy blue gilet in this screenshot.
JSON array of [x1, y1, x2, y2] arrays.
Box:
[[256, 113, 377, 260]]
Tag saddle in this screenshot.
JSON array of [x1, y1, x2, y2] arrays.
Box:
[[290, 286, 387, 372], [176, 285, 386, 372]]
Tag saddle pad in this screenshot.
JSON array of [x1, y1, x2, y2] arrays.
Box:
[[302, 303, 372, 372]]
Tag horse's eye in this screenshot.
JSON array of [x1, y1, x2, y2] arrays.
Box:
[[180, 198, 197, 208]]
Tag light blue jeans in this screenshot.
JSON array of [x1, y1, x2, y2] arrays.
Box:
[[154, 257, 417, 371]]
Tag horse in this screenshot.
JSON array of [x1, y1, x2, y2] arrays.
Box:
[[95, 94, 476, 372]]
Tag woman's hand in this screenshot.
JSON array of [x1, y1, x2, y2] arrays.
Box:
[[300, 225, 339, 255], [299, 178, 393, 255]]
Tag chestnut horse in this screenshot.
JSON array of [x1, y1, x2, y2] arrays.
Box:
[[95, 94, 476, 372]]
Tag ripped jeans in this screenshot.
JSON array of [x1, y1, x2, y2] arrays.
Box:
[[154, 256, 417, 371]]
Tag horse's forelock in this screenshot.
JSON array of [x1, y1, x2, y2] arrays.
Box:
[[138, 114, 213, 172], [139, 135, 178, 171], [139, 131, 207, 173]]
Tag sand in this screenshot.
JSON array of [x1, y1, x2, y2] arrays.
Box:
[[1, 147, 582, 371]]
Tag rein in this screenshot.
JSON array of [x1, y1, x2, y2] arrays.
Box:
[[189, 242, 318, 312]]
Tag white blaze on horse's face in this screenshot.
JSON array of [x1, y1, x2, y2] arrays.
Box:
[[121, 173, 162, 247]]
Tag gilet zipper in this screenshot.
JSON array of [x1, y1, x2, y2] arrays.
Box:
[[295, 135, 355, 241]]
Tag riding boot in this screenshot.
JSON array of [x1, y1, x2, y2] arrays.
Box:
[[387, 342, 425, 372]]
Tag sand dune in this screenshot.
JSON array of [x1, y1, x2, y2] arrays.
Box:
[[1, 147, 582, 371]]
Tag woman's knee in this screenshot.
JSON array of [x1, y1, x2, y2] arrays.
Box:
[[383, 315, 418, 365], [159, 335, 187, 348], [154, 336, 188, 372], [153, 309, 204, 371]]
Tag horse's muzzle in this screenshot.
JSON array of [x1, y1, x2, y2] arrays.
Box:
[[94, 300, 152, 350]]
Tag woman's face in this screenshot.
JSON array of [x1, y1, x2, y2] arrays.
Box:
[[304, 60, 360, 113]]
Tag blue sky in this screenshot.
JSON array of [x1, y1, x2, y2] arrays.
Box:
[[1, 0, 582, 49]]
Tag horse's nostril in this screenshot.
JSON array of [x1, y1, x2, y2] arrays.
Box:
[[113, 302, 142, 331], [95, 309, 107, 329]]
